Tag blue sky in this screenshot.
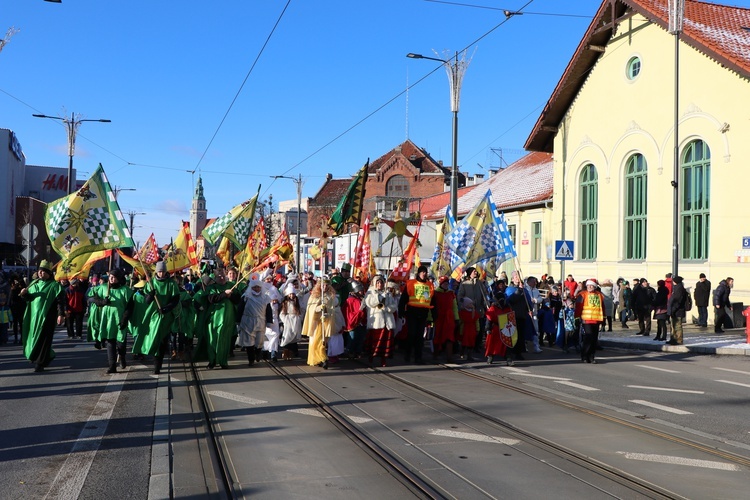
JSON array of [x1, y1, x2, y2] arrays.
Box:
[[4, 0, 744, 245]]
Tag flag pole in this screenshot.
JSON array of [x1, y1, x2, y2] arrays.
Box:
[[136, 252, 162, 310]]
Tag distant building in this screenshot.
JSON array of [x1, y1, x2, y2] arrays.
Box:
[[189, 176, 207, 241]]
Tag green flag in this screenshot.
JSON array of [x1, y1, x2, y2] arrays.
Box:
[[327, 160, 368, 236], [201, 186, 260, 247]]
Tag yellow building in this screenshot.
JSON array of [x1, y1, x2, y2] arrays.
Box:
[[525, 0, 750, 309]]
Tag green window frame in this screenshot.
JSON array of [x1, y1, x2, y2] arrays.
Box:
[[680, 140, 710, 260], [531, 222, 542, 261], [624, 154, 647, 260], [579, 164, 598, 260]]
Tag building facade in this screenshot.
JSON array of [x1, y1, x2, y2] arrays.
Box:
[[525, 0, 750, 304]]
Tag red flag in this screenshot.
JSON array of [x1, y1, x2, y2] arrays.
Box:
[[138, 233, 160, 264], [352, 215, 375, 282], [389, 217, 422, 282]]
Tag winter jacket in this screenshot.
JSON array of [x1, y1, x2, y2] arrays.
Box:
[[712, 280, 731, 308], [668, 282, 687, 318], [694, 279, 712, 307]]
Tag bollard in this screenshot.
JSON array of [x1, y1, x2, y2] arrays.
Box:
[[743, 307, 750, 344]]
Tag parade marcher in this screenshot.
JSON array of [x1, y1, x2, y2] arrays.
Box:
[[524, 276, 543, 353], [279, 284, 302, 360], [505, 273, 532, 361], [431, 276, 459, 363], [398, 265, 434, 365], [632, 278, 656, 336], [65, 278, 87, 339], [694, 273, 711, 328], [713, 277, 733, 333], [133, 261, 181, 374], [458, 298, 479, 361], [363, 274, 397, 367], [574, 279, 605, 364], [330, 265, 351, 310], [262, 282, 282, 362], [667, 276, 687, 345], [226, 266, 245, 357], [302, 275, 337, 369], [89, 269, 134, 373], [86, 274, 104, 347], [342, 281, 367, 359], [484, 291, 514, 365], [238, 278, 271, 366], [20, 260, 66, 372], [205, 268, 241, 369], [457, 267, 487, 350]]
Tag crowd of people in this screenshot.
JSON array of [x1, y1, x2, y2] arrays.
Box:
[[2, 258, 738, 374]]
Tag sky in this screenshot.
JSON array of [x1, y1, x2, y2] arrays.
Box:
[[2, 0, 746, 246]]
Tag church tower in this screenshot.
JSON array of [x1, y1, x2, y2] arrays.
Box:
[[190, 176, 207, 240]]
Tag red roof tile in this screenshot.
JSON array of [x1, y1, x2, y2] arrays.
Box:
[[526, 0, 750, 152], [310, 177, 353, 208], [422, 152, 553, 219]]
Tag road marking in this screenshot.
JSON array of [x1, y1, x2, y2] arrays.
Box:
[[635, 364, 680, 373], [44, 373, 127, 500], [716, 379, 750, 389], [208, 390, 267, 405], [287, 408, 324, 417], [555, 380, 599, 391], [629, 400, 692, 415], [347, 415, 372, 423], [627, 385, 704, 394], [617, 452, 741, 471], [429, 429, 520, 445], [713, 367, 750, 376], [501, 367, 571, 381]]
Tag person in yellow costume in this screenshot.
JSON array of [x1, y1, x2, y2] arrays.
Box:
[[302, 275, 337, 369]]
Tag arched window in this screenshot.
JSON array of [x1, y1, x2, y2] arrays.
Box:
[[385, 175, 410, 198], [681, 140, 710, 259], [580, 164, 598, 260], [624, 154, 647, 260]]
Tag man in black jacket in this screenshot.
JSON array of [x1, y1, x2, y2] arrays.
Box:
[[713, 277, 734, 333], [693, 273, 711, 328], [631, 278, 656, 336], [667, 276, 687, 345]]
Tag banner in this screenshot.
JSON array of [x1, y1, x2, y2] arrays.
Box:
[[201, 187, 260, 247], [389, 217, 422, 282], [55, 249, 111, 280], [163, 221, 199, 273], [327, 160, 368, 236], [45, 164, 134, 261]]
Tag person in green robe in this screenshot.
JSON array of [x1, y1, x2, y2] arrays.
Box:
[[206, 268, 241, 369], [226, 266, 245, 357], [86, 274, 104, 347], [89, 268, 134, 374], [190, 273, 213, 362], [20, 260, 66, 372], [132, 261, 180, 374]]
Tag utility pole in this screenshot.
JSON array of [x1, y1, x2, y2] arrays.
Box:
[[0, 27, 19, 55], [272, 174, 305, 271]]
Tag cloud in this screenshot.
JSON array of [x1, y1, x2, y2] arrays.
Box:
[[153, 199, 188, 214]]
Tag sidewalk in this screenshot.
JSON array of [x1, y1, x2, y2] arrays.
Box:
[[599, 322, 750, 355]]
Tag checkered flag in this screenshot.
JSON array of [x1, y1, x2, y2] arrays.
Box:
[[202, 189, 259, 248], [44, 164, 134, 261]]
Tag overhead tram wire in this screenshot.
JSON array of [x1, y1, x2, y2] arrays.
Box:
[[189, 0, 292, 176], [423, 0, 593, 18]]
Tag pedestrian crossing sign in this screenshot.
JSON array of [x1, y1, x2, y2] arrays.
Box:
[[555, 240, 574, 260]]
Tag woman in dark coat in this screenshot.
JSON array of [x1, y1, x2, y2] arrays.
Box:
[[652, 280, 669, 341]]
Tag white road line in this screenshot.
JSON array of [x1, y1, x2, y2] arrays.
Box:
[[207, 390, 267, 405], [287, 408, 324, 418], [716, 379, 750, 389], [617, 451, 741, 471], [503, 367, 529, 373], [502, 367, 570, 381], [635, 364, 680, 373], [555, 380, 599, 391], [627, 385, 704, 394], [713, 367, 750, 376], [44, 372, 127, 500], [429, 429, 520, 445], [347, 415, 372, 423], [630, 400, 693, 415]]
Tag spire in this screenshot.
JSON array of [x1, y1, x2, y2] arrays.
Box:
[[194, 176, 205, 200]]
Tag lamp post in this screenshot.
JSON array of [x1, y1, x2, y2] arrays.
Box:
[[407, 51, 469, 217], [33, 112, 111, 194], [113, 186, 136, 200], [272, 174, 304, 272], [669, 0, 685, 279]]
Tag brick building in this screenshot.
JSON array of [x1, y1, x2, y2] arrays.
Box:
[[307, 139, 461, 238]]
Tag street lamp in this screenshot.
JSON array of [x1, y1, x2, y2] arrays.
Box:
[[33, 112, 111, 194], [272, 174, 304, 272], [112, 186, 136, 200], [407, 51, 470, 217]]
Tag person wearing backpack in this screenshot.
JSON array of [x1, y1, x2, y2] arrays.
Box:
[[667, 276, 687, 345]]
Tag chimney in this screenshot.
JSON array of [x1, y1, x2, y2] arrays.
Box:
[[326, 173, 332, 181]]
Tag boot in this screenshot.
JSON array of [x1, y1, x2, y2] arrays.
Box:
[[247, 347, 255, 366], [118, 342, 127, 369], [106, 340, 118, 374], [532, 336, 543, 353], [445, 342, 454, 363], [154, 354, 164, 375]]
